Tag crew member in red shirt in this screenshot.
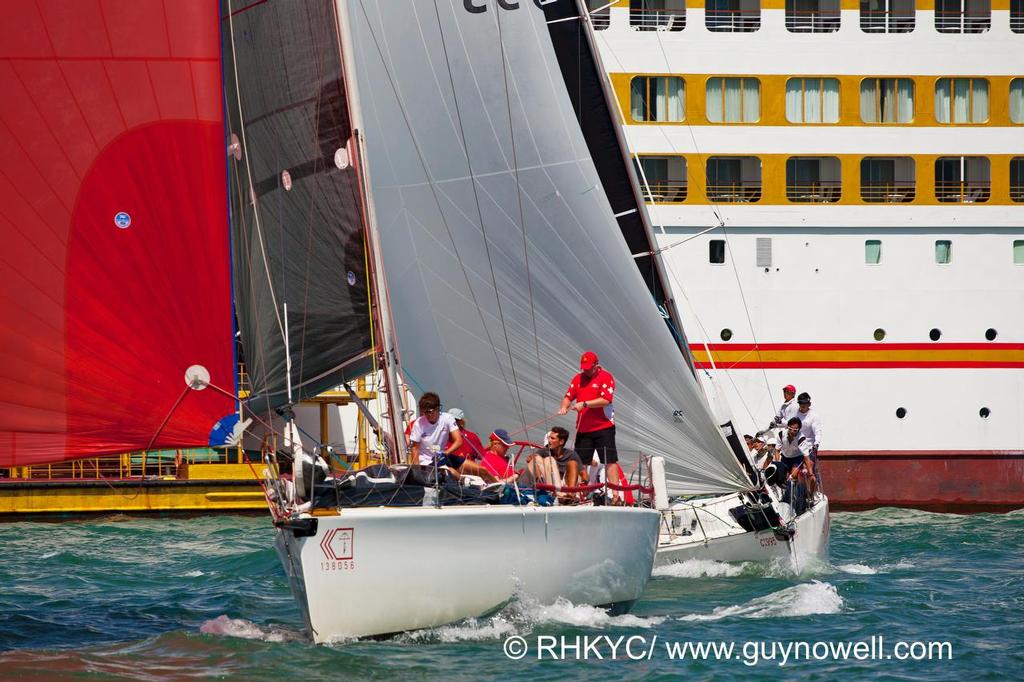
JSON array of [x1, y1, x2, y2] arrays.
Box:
[[558, 350, 622, 502], [447, 408, 485, 459]]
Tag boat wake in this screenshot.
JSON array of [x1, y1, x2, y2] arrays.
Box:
[[198, 615, 303, 643], [653, 559, 749, 578], [679, 581, 844, 622], [836, 560, 914, 575]]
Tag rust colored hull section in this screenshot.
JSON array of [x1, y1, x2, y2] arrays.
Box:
[[818, 450, 1024, 513]]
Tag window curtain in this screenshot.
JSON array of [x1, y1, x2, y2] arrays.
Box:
[[935, 240, 952, 264], [707, 78, 724, 122], [860, 80, 877, 122], [953, 79, 970, 122], [935, 79, 952, 123], [786, 79, 803, 121], [1014, 240, 1024, 265], [865, 240, 882, 264], [971, 80, 988, 122], [896, 79, 914, 122], [631, 78, 647, 121], [724, 78, 743, 122], [665, 78, 685, 121], [822, 79, 840, 122], [804, 78, 822, 122], [1011, 79, 1024, 123], [742, 79, 760, 121]]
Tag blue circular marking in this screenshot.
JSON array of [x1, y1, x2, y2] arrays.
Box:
[[347, 271, 357, 286], [114, 212, 132, 229]]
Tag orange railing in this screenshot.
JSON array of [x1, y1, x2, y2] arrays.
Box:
[[934, 9, 990, 33], [785, 9, 840, 32], [861, 183, 916, 203], [629, 7, 685, 30], [706, 8, 761, 31], [706, 182, 762, 202], [786, 181, 842, 203], [935, 180, 991, 203], [642, 180, 688, 203], [860, 9, 915, 32]]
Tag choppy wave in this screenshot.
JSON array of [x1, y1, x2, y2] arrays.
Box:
[[653, 559, 748, 578], [199, 615, 302, 643], [679, 581, 844, 622]]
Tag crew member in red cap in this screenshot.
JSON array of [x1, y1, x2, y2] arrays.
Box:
[[772, 384, 799, 428], [558, 351, 622, 502]]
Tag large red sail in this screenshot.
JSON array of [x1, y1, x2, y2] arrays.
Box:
[[0, 1, 234, 466]]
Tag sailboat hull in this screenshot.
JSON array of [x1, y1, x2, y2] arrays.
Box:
[[274, 505, 660, 642], [656, 494, 830, 566]]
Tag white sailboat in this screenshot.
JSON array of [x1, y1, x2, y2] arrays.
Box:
[[224, 0, 826, 642]]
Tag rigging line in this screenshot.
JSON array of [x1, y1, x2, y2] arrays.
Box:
[[145, 386, 191, 452], [226, 0, 286, 346], [495, 4, 548, 425], [355, 0, 521, 418]]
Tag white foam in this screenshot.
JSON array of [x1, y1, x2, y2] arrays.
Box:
[[401, 617, 518, 644], [527, 597, 665, 629], [181, 570, 204, 578], [199, 615, 299, 643], [680, 581, 844, 622], [884, 560, 915, 570], [653, 559, 747, 579], [39, 552, 58, 560], [837, 563, 878, 575]]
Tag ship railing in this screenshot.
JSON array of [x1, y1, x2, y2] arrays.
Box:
[[785, 180, 842, 203], [629, 7, 686, 31], [785, 8, 841, 33], [1012, 11, 1024, 32], [706, 181, 762, 203], [935, 180, 991, 203], [587, 1, 611, 29], [1011, 183, 1024, 202], [2, 447, 247, 482], [641, 180, 688, 203], [861, 183, 916, 203], [934, 9, 991, 33], [859, 8, 915, 33], [706, 9, 761, 32]]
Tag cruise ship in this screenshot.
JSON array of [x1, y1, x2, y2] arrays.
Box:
[[589, 0, 1023, 511]]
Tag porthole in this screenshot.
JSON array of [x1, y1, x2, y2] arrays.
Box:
[[873, 328, 886, 341], [985, 328, 997, 341], [980, 407, 991, 419], [896, 407, 907, 419], [929, 328, 941, 341], [720, 328, 733, 341]]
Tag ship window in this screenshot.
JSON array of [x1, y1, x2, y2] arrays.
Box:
[[935, 78, 988, 124], [710, 239, 726, 263], [860, 78, 914, 123], [707, 0, 760, 31], [934, 241, 952, 265], [1012, 80, 1024, 123], [865, 240, 882, 264], [896, 407, 907, 418], [589, 0, 612, 29], [756, 237, 772, 267], [874, 327, 886, 340], [706, 157, 762, 202], [1013, 0, 1023, 32], [985, 328, 997, 341], [979, 407, 990, 418], [630, 76, 685, 122], [785, 78, 840, 123], [786, 0, 840, 31], [861, 157, 915, 203], [720, 328, 733, 341], [629, 0, 685, 31], [935, 0, 990, 32], [935, 157, 990, 203], [706, 78, 760, 123], [786, 157, 841, 203], [1013, 240, 1024, 264], [929, 328, 942, 340], [1011, 158, 1024, 202], [636, 156, 687, 202], [860, 0, 915, 32]]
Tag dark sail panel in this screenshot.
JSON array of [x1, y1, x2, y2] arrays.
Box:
[[541, 0, 694, 368], [223, 0, 373, 408]]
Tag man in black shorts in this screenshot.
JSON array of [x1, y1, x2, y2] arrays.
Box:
[[558, 351, 621, 502]]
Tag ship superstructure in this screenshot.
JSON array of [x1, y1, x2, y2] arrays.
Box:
[[591, 0, 1024, 510]]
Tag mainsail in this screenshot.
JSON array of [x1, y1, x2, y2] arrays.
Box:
[[0, 1, 235, 465], [224, 0, 374, 410], [346, 0, 750, 495]]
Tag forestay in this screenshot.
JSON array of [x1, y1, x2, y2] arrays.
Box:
[[345, 0, 750, 495]]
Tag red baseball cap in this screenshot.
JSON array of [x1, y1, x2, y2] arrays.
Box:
[[580, 351, 598, 370], [783, 384, 796, 392]]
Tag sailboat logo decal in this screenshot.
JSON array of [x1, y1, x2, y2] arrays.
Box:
[[320, 528, 355, 561], [114, 212, 131, 229]]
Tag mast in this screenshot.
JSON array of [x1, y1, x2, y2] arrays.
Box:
[[335, 0, 408, 460]]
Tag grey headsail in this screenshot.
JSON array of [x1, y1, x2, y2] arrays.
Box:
[[224, 0, 373, 410], [345, 0, 750, 495]]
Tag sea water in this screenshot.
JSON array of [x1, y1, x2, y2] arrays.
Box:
[[0, 509, 1021, 680]]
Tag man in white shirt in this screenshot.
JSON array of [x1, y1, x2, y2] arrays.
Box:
[[772, 384, 799, 428], [409, 392, 463, 468], [796, 392, 823, 489], [777, 417, 816, 499]]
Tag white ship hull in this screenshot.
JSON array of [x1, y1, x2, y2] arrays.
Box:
[[656, 493, 830, 566], [274, 505, 660, 642]]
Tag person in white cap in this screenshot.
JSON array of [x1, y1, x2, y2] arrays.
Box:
[[447, 408, 485, 459]]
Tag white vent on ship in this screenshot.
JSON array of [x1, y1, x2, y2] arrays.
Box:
[[756, 237, 772, 268]]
